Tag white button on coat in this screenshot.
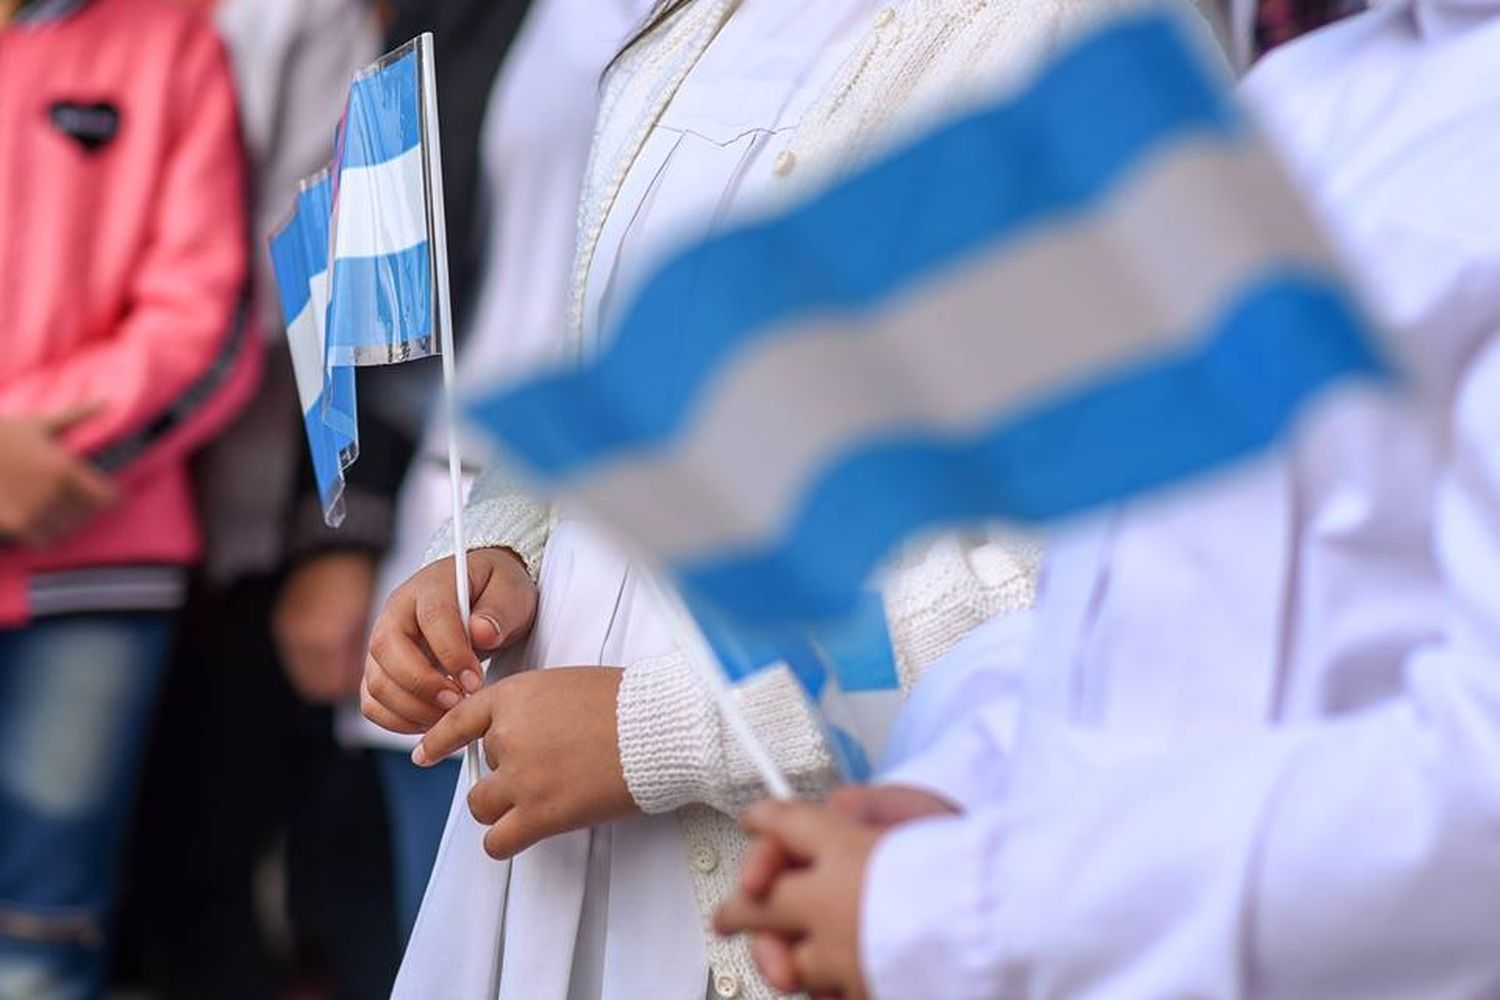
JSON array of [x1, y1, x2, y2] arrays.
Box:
[[772, 150, 797, 176], [692, 845, 719, 873], [712, 970, 742, 998]]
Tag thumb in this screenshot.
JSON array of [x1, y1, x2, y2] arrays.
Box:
[[40, 401, 105, 437], [467, 549, 534, 653]]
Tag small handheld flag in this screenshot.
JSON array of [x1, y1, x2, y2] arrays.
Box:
[[272, 35, 485, 782], [268, 172, 359, 522], [270, 35, 444, 527], [466, 9, 1389, 783]]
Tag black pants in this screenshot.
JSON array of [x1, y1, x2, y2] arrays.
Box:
[[111, 575, 400, 1000]]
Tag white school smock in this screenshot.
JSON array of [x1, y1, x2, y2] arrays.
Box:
[[863, 1, 1500, 996], [397, 2, 873, 999]]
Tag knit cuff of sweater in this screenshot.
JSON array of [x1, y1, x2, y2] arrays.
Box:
[[423, 491, 550, 582], [617, 652, 839, 817]]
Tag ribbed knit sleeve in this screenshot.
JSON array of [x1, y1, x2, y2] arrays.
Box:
[[616, 532, 1040, 818], [423, 466, 552, 581], [881, 530, 1041, 692], [617, 651, 839, 816]]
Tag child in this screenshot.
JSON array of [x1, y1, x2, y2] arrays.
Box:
[[717, 1, 1500, 994]]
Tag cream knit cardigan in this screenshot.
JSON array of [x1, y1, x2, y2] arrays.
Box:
[[429, 0, 1179, 994]]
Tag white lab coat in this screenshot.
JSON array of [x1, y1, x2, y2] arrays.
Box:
[[863, 1, 1500, 996]]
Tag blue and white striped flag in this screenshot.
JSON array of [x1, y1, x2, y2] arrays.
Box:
[[466, 9, 1388, 775], [269, 172, 360, 521], [470, 9, 1387, 629], [270, 36, 443, 525]]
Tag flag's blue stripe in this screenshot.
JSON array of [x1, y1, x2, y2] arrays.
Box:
[[268, 220, 313, 322], [687, 594, 829, 693], [326, 242, 433, 355], [677, 273, 1390, 626], [339, 50, 422, 169], [473, 10, 1239, 481], [299, 177, 332, 268], [810, 592, 899, 693]]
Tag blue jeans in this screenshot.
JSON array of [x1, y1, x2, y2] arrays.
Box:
[[0, 612, 171, 1000], [375, 750, 460, 944]]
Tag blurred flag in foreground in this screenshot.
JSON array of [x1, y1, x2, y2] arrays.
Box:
[[270, 36, 442, 525], [467, 9, 1388, 767]]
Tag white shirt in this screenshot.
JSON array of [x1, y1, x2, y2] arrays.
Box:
[[863, 2, 1500, 996]]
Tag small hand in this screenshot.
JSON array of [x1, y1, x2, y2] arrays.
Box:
[[738, 784, 956, 902], [715, 801, 880, 999], [412, 665, 638, 858], [273, 551, 377, 703], [362, 547, 537, 735], [0, 404, 118, 547]]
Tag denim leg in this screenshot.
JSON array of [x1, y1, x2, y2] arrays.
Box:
[[0, 613, 171, 1000], [375, 749, 461, 944]]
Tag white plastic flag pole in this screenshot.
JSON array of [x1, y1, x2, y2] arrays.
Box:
[[417, 32, 484, 785], [644, 574, 794, 801]]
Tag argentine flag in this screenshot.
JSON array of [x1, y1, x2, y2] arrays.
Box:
[[269, 172, 359, 521], [468, 8, 1389, 645], [270, 36, 443, 525]]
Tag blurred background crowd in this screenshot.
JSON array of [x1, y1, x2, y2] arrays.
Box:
[[0, 0, 1366, 998]]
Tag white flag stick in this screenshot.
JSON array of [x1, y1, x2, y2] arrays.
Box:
[[417, 32, 484, 785]]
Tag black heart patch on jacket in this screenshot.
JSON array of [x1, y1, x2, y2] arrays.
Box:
[[48, 100, 121, 152]]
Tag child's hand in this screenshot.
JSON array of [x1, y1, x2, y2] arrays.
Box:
[[714, 801, 881, 999], [361, 547, 537, 734], [412, 666, 639, 858], [738, 784, 956, 903]]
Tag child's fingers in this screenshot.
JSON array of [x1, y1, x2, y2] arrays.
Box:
[[715, 870, 820, 936], [413, 692, 491, 765], [364, 657, 446, 729], [481, 807, 547, 861], [750, 933, 802, 993], [794, 939, 847, 995], [740, 833, 793, 900], [360, 676, 429, 735], [369, 616, 466, 708], [465, 773, 515, 826], [411, 582, 484, 690], [742, 800, 847, 859]]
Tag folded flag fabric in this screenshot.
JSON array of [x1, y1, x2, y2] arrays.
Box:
[[469, 8, 1389, 643], [270, 36, 443, 526], [269, 172, 360, 522]]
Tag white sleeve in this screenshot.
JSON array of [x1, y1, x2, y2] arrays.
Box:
[[876, 611, 1033, 810], [862, 333, 1500, 1000], [424, 466, 551, 581]]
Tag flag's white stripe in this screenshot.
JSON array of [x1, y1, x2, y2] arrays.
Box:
[[569, 135, 1336, 562], [288, 270, 330, 413], [333, 145, 428, 260], [832, 689, 902, 763]]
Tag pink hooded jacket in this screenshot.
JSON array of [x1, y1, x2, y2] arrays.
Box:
[[0, 0, 258, 626]]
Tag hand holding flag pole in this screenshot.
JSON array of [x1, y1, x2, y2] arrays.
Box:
[[414, 33, 486, 788]]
